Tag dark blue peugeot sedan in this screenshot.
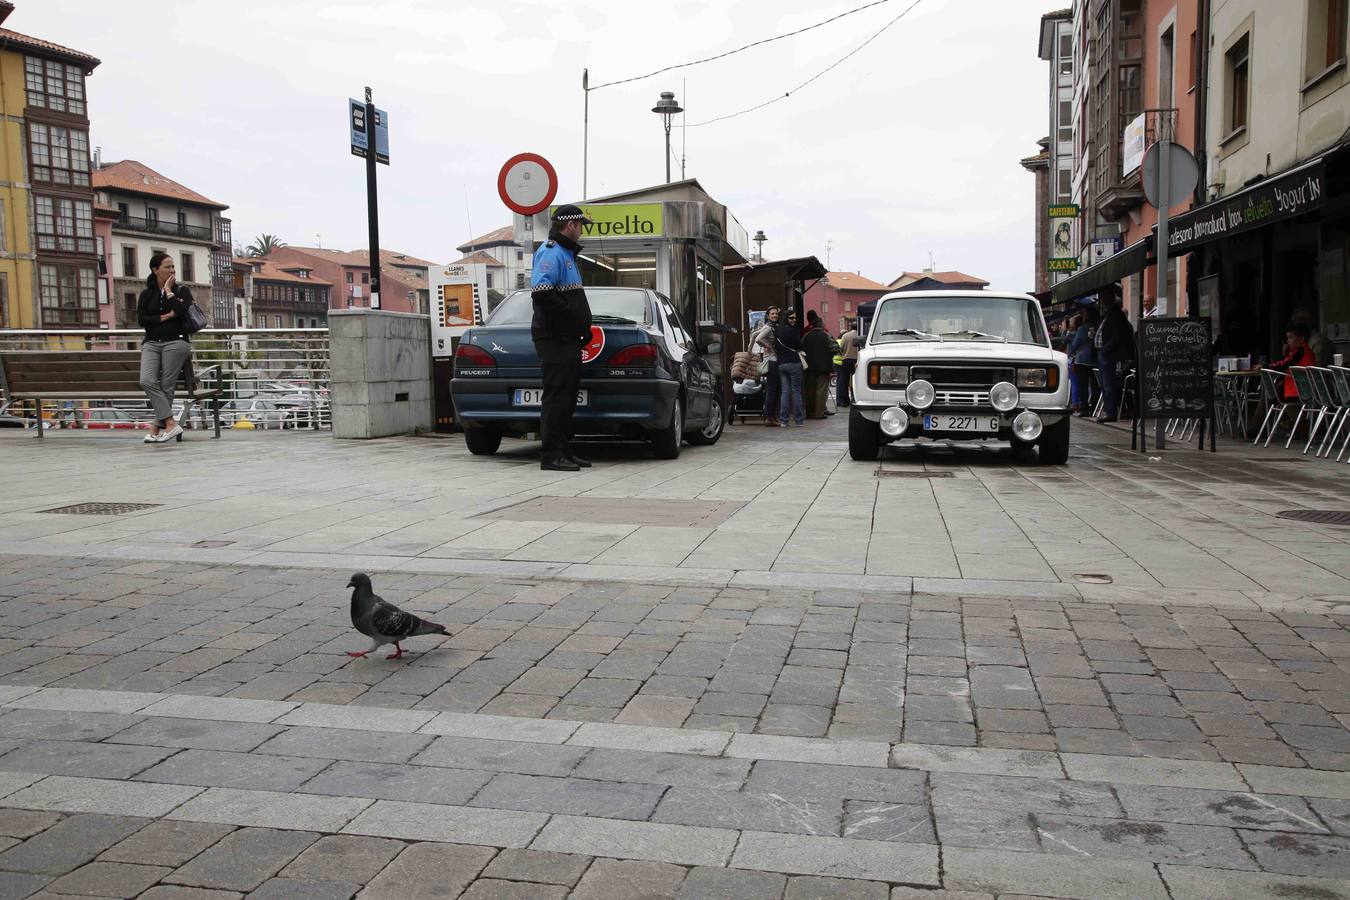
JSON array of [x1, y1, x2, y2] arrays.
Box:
[[450, 287, 725, 459]]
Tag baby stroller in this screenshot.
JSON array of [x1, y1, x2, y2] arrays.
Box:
[[733, 377, 765, 424], [730, 350, 766, 424]]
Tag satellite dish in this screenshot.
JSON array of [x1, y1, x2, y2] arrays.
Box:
[[1142, 142, 1199, 209]]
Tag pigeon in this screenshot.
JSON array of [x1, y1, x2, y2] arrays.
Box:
[[346, 572, 448, 660]]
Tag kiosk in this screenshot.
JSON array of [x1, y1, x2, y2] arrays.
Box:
[[515, 179, 750, 395]]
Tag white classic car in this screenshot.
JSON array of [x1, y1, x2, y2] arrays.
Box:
[[849, 291, 1072, 464]]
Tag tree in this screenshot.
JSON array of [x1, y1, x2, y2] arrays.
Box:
[[246, 234, 286, 257]]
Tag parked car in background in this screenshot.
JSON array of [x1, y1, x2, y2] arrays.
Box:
[[0, 400, 46, 429], [73, 408, 150, 430], [849, 291, 1072, 465], [450, 287, 724, 459], [219, 398, 295, 429]]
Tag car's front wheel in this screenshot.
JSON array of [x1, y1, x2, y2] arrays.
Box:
[[848, 406, 880, 460], [686, 394, 724, 446], [651, 397, 682, 459], [1038, 417, 1070, 465], [464, 426, 502, 456]]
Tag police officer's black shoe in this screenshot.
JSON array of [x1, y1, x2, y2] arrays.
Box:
[[565, 452, 592, 468], [541, 457, 581, 472]]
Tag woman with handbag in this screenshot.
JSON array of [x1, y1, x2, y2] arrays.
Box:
[[137, 252, 200, 443]]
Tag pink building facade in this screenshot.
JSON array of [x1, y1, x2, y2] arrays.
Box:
[[803, 272, 890, 334]]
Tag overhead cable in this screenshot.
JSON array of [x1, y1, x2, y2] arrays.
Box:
[[589, 0, 897, 91], [688, 0, 926, 128]]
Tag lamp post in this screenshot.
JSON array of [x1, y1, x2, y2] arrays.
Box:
[[651, 91, 683, 184], [753, 230, 767, 262]]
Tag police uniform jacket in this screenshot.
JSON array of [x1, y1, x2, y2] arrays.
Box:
[[530, 232, 592, 362]]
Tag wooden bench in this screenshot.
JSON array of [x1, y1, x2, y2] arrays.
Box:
[[0, 350, 222, 439]]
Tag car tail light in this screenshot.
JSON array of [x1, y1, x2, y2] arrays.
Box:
[[608, 344, 658, 367], [454, 343, 495, 374]]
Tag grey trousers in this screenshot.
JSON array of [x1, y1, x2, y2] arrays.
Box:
[[139, 339, 190, 425]]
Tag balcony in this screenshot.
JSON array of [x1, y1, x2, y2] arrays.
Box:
[[115, 215, 213, 243]]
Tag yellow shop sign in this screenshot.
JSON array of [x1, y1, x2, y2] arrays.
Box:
[[552, 203, 664, 238]]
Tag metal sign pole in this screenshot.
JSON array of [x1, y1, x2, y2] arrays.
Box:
[[1153, 130, 1172, 451], [582, 70, 589, 201], [364, 86, 382, 309]]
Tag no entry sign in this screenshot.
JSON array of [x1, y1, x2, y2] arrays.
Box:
[[498, 153, 558, 216]]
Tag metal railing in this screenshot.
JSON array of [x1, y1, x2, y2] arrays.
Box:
[[0, 327, 331, 431], [116, 215, 213, 242]]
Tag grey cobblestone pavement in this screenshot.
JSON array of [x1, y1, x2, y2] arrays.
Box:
[[0, 421, 1349, 897]]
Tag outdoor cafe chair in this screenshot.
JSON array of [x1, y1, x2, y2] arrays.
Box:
[[1324, 365, 1350, 460], [1254, 369, 1293, 446], [1287, 367, 1331, 454], [1307, 367, 1345, 457]]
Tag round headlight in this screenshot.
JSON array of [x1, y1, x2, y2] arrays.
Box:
[[1013, 411, 1043, 441], [906, 379, 935, 410], [880, 406, 907, 437], [990, 381, 1020, 413]]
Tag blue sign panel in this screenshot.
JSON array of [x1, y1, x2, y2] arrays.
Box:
[[349, 98, 389, 165]]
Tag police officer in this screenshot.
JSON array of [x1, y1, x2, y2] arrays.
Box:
[[530, 204, 594, 471]]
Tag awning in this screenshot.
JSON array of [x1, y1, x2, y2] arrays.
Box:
[[1163, 157, 1326, 255], [1050, 238, 1151, 304]]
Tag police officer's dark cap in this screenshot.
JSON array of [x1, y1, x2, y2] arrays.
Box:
[[551, 204, 593, 224]]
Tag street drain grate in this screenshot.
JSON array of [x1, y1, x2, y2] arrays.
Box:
[[1277, 510, 1350, 526], [39, 502, 162, 516], [874, 469, 955, 478], [1074, 573, 1115, 584], [476, 496, 745, 528]]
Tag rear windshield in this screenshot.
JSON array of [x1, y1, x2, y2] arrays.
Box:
[[871, 296, 1048, 346], [488, 288, 653, 326]]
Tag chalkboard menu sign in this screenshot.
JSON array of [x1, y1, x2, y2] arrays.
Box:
[[1137, 317, 1214, 420]]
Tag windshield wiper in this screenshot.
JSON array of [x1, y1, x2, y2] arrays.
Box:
[[591, 315, 637, 324], [940, 330, 1007, 343], [880, 328, 940, 340]]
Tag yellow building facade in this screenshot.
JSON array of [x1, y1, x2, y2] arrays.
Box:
[[0, 47, 33, 328]]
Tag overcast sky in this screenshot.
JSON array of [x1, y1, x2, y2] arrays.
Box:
[[26, 0, 1064, 290]]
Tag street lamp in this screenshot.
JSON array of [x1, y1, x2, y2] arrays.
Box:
[[651, 91, 683, 184], [752, 230, 767, 262]]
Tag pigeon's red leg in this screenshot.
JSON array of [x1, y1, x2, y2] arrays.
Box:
[[346, 650, 369, 658], [386, 643, 403, 660]]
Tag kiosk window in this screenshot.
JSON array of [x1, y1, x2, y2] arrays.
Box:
[[577, 251, 657, 289]]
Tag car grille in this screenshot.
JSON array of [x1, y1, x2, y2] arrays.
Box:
[[935, 389, 990, 407], [911, 366, 1015, 388]]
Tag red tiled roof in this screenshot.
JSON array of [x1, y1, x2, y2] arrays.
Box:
[[824, 271, 889, 291], [348, 249, 438, 269], [249, 259, 332, 286], [94, 160, 226, 209], [0, 27, 100, 68], [457, 225, 515, 252], [890, 270, 990, 288], [450, 251, 505, 267], [280, 247, 369, 267]]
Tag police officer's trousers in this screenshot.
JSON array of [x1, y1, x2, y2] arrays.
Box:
[[536, 338, 581, 460]]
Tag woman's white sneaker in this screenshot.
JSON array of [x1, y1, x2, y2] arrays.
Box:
[[158, 424, 182, 442], [144, 432, 159, 443]]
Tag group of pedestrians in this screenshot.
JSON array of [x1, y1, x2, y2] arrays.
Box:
[[751, 307, 847, 426], [1060, 288, 1136, 423]]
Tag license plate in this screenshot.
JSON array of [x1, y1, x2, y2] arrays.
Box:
[[512, 389, 589, 407], [923, 414, 999, 432]]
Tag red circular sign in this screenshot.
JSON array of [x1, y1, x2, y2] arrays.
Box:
[[581, 326, 605, 364], [497, 153, 558, 216]]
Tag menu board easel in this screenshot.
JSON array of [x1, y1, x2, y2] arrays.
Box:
[[1132, 317, 1217, 453]]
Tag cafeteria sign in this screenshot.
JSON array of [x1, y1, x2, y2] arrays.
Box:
[[552, 203, 664, 238], [1048, 204, 1079, 218], [1048, 257, 1079, 273], [1166, 160, 1325, 254]]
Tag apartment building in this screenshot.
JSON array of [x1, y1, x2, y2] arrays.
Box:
[[93, 159, 230, 328], [455, 225, 533, 295], [0, 1, 100, 328], [266, 246, 428, 315]]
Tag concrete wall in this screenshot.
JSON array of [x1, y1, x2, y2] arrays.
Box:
[[1209, 0, 1350, 190], [329, 308, 432, 439]]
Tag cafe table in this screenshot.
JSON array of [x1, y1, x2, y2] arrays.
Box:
[[1214, 369, 1262, 437]]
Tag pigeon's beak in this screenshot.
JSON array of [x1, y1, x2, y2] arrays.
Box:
[[346, 579, 356, 589]]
